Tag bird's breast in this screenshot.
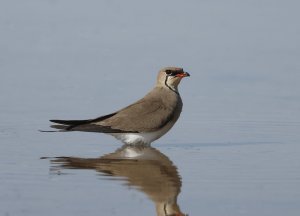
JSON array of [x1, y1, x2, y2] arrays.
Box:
[[110, 121, 176, 145]]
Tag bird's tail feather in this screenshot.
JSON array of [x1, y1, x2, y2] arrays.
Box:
[[39, 124, 70, 132], [47, 122, 135, 133], [45, 113, 131, 133], [47, 119, 92, 131], [50, 119, 90, 126], [50, 124, 69, 130]]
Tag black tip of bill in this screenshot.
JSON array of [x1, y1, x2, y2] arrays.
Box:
[[184, 72, 190, 77]]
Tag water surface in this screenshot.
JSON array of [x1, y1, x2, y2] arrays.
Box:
[[1, 0, 300, 215]]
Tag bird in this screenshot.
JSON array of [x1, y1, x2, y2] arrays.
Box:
[[48, 67, 190, 145]]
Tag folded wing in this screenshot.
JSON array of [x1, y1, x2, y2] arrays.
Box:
[[50, 97, 177, 133]]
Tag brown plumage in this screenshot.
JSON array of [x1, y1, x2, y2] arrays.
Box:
[[49, 67, 190, 145]]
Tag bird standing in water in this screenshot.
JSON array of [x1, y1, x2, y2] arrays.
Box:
[[48, 67, 190, 145]]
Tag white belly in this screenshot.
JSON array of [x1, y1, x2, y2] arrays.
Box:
[[110, 122, 174, 145]]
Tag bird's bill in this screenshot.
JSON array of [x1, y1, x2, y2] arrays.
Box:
[[175, 72, 190, 78]]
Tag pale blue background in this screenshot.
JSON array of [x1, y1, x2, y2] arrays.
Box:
[[0, 0, 299, 215]]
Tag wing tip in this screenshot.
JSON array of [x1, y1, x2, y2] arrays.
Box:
[[50, 119, 65, 124]]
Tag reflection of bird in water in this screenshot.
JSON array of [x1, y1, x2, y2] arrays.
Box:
[[49, 145, 187, 216]]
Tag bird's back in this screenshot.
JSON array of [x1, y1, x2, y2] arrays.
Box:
[[96, 86, 183, 133]]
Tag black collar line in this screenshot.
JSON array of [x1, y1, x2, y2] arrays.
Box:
[[164, 76, 179, 95]]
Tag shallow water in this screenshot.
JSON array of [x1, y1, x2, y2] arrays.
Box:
[[1, 0, 300, 216]]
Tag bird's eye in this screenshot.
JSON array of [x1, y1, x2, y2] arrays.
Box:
[[165, 70, 172, 75]]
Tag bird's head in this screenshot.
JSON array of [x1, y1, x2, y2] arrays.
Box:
[[157, 67, 190, 91]]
